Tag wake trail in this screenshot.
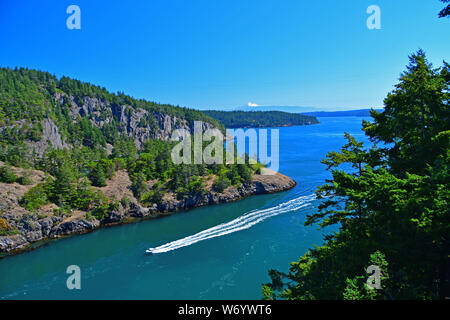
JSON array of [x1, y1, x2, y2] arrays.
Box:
[[146, 194, 316, 254]]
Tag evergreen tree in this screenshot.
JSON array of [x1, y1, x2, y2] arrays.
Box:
[[49, 164, 76, 208], [90, 164, 107, 187], [130, 172, 148, 200], [0, 166, 18, 183]]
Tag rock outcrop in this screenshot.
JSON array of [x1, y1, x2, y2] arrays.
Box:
[[49, 92, 217, 150], [0, 165, 296, 257], [30, 118, 69, 156]]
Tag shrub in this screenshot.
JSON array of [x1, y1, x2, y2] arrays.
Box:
[[120, 196, 130, 208], [187, 177, 206, 195], [252, 162, 265, 174], [213, 175, 231, 193], [89, 164, 107, 187], [130, 172, 147, 199], [237, 164, 252, 183], [227, 166, 241, 185], [176, 177, 206, 200], [0, 217, 17, 236], [141, 182, 164, 205], [17, 175, 34, 185], [91, 200, 118, 221], [71, 182, 99, 211], [20, 183, 49, 211], [85, 212, 93, 221], [0, 217, 10, 231]]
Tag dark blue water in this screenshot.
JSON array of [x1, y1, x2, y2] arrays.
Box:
[[0, 117, 371, 299]]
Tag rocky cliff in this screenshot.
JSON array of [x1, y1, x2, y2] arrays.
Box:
[[24, 92, 217, 155]]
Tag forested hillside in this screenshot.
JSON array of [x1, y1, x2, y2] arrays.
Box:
[[203, 110, 318, 128], [263, 51, 450, 300]]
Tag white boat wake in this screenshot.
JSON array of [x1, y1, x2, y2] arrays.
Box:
[[146, 194, 316, 254]]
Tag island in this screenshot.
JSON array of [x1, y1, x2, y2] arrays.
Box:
[[202, 110, 319, 128]]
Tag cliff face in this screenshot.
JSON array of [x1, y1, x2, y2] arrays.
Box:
[[0, 164, 296, 256], [28, 118, 69, 155]]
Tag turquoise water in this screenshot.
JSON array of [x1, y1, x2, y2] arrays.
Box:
[[0, 117, 371, 300]]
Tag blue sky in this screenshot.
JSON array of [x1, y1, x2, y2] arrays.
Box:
[[0, 0, 448, 110]]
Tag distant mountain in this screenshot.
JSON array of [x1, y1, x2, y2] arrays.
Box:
[[203, 110, 319, 128], [300, 109, 383, 117]]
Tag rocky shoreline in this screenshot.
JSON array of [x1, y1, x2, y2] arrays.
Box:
[[0, 170, 296, 257]]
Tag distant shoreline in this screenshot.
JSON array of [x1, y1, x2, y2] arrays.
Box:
[[203, 110, 319, 128], [300, 109, 382, 117]]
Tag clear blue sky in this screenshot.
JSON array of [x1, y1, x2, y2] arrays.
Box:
[[0, 0, 448, 110]]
